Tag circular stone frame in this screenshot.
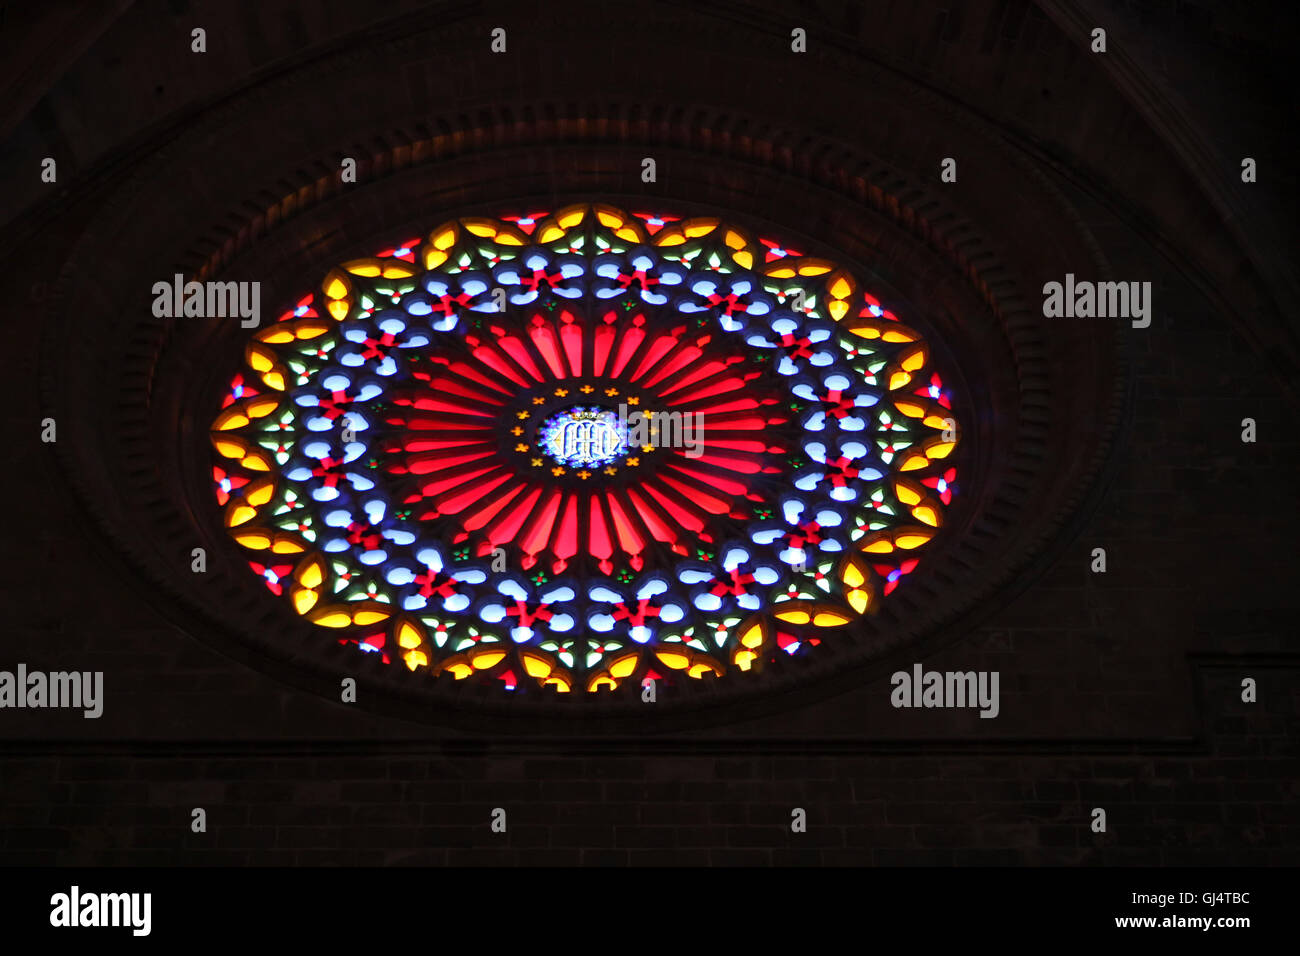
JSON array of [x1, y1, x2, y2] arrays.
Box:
[[38, 32, 1126, 734]]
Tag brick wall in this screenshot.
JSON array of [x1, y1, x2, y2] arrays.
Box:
[[2, 660, 1295, 865]]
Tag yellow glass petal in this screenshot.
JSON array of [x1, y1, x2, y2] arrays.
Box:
[[894, 482, 922, 505], [912, 504, 939, 527], [212, 408, 250, 430], [470, 650, 506, 669], [292, 588, 318, 614], [244, 481, 274, 507], [226, 504, 257, 526], [608, 654, 639, 679], [310, 609, 351, 628], [293, 320, 331, 340], [296, 561, 324, 589], [557, 206, 586, 228], [396, 620, 423, 649], [212, 437, 247, 458], [247, 347, 274, 372], [232, 530, 271, 549], [521, 652, 553, 679], [775, 609, 811, 624], [811, 611, 849, 626], [432, 226, 458, 250], [655, 649, 691, 670], [246, 396, 281, 418]]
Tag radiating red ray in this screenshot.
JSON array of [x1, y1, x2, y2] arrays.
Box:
[[425, 357, 516, 395], [528, 317, 567, 378], [520, 489, 564, 567], [460, 481, 530, 529], [558, 312, 583, 375], [422, 376, 506, 404], [403, 449, 498, 475], [436, 472, 518, 516], [398, 438, 493, 453], [609, 317, 647, 376], [592, 317, 618, 375], [663, 372, 758, 402], [486, 485, 545, 548], [419, 465, 507, 501], [620, 487, 683, 553], [406, 396, 497, 416], [629, 326, 683, 381], [466, 336, 534, 386], [605, 492, 646, 561], [588, 496, 615, 572], [641, 482, 709, 534], [665, 461, 754, 494], [551, 494, 580, 572], [639, 337, 708, 388]]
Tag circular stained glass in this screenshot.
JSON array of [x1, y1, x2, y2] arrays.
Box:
[[210, 204, 961, 694]]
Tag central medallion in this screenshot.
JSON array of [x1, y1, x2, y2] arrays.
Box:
[[539, 405, 627, 467]]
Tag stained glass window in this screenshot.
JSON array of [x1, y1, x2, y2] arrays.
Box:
[[210, 204, 960, 694]]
